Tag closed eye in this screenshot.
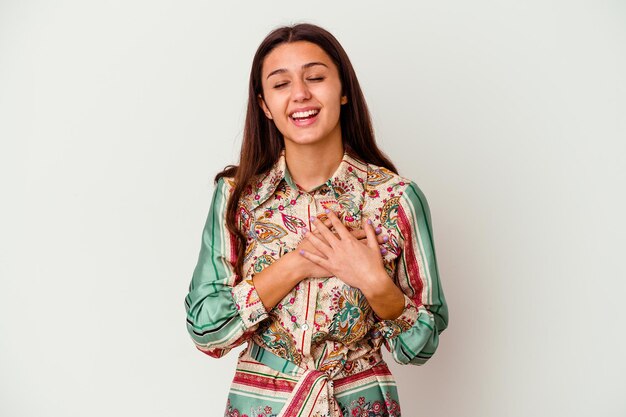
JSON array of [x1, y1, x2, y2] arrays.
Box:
[[273, 77, 325, 89]]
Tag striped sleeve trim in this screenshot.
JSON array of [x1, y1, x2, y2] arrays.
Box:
[[185, 177, 267, 352], [382, 180, 448, 364]]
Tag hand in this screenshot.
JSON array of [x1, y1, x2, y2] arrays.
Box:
[[290, 214, 389, 280], [309, 214, 389, 249], [289, 235, 334, 279], [298, 210, 389, 290]]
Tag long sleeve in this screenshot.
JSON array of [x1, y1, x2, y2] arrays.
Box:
[[184, 177, 270, 358], [374, 180, 449, 365]]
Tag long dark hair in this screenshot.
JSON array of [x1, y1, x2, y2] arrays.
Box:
[[214, 22, 398, 279]]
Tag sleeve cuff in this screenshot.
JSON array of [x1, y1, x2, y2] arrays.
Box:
[[373, 294, 419, 339], [231, 275, 270, 329]]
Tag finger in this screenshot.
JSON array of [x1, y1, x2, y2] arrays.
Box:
[[363, 216, 379, 249], [373, 233, 388, 245], [352, 228, 387, 244], [317, 214, 339, 239], [371, 225, 389, 246], [298, 235, 326, 257], [304, 227, 334, 257], [314, 213, 333, 230], [312, 224, 336, 239], [358, 225, 383, 237], [351, 229, 365, 240], [313, 227, 339, 242], [299, 248, 332, 270], [310, 215, 340, 248], [309, 228, 328, 245], [324, 209, 353, 241]]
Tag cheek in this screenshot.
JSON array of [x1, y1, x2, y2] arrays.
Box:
[[320, 85, 344, 112], [321, 94, 343, 117], [262, 96, 286, 121]]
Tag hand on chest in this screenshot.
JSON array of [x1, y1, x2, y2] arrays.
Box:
[[241, 179, 403, 283]]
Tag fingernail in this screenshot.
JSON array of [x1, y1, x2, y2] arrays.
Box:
[[309, 216, 316, 222], [380, 248, 387, 254], [299, 249, 305, 255], [375, 227, 381, 234], [325, 208, 330, 214], [367, 218, 373, 225], [383, 235, 389, 242], [303, 229, 308, 236]]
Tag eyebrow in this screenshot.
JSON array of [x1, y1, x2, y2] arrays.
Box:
[[266, 62, 329, 80]]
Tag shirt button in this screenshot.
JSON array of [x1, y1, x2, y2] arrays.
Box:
[[301, 323, 309, 331]]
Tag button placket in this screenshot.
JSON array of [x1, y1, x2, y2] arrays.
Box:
[[299, 192, 318, 368]]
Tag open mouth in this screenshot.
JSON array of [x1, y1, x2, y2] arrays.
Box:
[[290, 109, 320, 126]]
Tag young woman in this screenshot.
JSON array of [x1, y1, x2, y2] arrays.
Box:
[[184, 23, 448, 417]]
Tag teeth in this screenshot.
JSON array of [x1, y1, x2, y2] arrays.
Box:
[[291, 109, 319, 119]]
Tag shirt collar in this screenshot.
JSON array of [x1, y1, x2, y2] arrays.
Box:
[[245, 148, 369, 213]]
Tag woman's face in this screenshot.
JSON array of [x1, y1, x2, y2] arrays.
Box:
[[258, 40, 347, 149]]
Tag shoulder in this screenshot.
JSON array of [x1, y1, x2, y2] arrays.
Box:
[[365, 162, 425, 203], [213, 176, 236, 197], [214, 174, 270, 214], [365, 162, 432, 231]]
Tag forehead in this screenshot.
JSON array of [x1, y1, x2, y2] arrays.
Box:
[[262, 41, 336, 76]]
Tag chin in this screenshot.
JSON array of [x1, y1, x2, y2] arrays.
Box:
[[282, 131, 318, 143], [285, 140, 323, 148], [284, 135, 331, 147]]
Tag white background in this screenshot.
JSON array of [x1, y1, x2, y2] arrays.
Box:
[[1, 1, 625, 416]]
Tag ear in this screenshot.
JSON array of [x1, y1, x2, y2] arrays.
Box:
[[340, 95, 348, 105], [257, 94, 273, 119]]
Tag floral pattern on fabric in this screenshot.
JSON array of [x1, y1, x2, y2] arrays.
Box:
[[185, 148, 448, 416], [224, 398, 277, 417], [328, 286, 374, 345], [258, 318, 302, 366], [340, 391, 402, 417]]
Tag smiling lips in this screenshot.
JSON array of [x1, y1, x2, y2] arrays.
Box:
[[291, 109, 319, 119], [290, 108, 320, 126]]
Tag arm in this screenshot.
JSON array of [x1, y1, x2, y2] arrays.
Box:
[[254, 216, 369, 309], [373, 180, 449, 365], [184, 177, 270, 358], [250, 251, 304, 311]]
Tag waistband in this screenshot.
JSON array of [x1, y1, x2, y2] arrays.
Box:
[[243, 340, 385, 417]]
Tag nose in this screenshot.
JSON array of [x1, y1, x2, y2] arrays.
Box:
[[291, 77, 311, 102]]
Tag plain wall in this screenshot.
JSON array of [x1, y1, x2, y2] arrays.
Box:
[[1, 1, 624, 416]]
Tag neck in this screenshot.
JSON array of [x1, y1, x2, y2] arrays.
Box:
[[284, 140, 344, 192]]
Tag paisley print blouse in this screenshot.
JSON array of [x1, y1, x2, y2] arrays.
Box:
[[185, 149, 448, 417]]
